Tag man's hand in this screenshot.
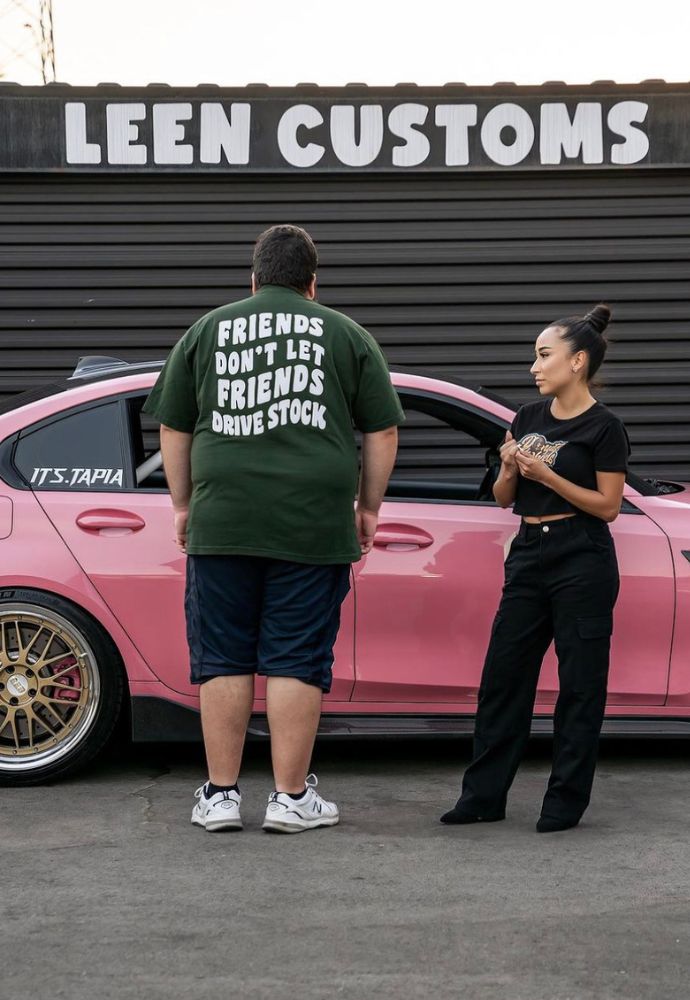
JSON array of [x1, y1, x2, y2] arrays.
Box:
[[160, 425, 193, 553], [499, 431, 520, 474], [356, 506, 379, 555], [515, 448, 553, 484], [174, 507, 189, 553], [357, 426, 398, 555]]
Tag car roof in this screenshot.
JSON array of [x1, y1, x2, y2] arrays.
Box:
[[0, 356, 160, 403], [0, 358, 166, 420]]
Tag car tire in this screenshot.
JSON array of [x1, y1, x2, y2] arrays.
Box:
[[0, 588, 124, 786]]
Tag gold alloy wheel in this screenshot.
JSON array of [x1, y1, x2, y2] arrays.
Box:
[[0, 604, 101, 772]]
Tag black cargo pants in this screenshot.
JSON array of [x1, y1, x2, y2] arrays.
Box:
[[456, 514, 620, 823]]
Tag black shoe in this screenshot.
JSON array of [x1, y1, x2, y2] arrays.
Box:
[[440, 807, 505, 825], [536, 815, 580, 833]]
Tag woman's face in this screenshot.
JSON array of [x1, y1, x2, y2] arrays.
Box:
[[530, 325, 586, 395]]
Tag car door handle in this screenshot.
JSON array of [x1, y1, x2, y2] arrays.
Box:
[[373, 525, 434, 549], [76, 509, 146, 532]]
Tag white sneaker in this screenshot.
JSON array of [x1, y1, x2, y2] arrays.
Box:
[[191, 784, 243, 832], [262, 774, 339, 834]]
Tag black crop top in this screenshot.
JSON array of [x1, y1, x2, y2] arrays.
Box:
[[510, 400, 631, 518]]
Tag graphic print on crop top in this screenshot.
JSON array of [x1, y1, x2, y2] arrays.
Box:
[[516, 432, 567, 468]]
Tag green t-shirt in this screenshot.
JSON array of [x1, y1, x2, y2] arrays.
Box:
[[143, 284, 405, 564]]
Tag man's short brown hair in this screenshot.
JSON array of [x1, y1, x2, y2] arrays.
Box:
[[252, 225, 318, 292]]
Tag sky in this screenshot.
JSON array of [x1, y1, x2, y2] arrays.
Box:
[[1, 0, 689, 87]]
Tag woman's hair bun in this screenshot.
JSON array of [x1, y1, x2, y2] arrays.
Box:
[[584, 303, 611, 336]]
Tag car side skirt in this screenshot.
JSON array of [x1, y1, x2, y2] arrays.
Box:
[[130, 696, 690, 742]]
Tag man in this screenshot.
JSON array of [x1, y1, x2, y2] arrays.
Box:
[[143, 224, 403, 834]]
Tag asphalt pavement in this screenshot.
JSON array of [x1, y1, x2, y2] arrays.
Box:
[[3, 737, 689, 1000]]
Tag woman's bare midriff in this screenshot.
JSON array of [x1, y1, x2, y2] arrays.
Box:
[[522, 512, 577, 524]]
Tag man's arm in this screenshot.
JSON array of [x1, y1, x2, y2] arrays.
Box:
[[357, 426, 399, 554], [160, 424, 193, 552]]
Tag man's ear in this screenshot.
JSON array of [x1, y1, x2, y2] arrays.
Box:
[[305, 274, 317, 300], [251, 272, 257, 294]]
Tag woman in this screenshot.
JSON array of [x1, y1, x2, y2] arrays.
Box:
[[441, 304, 630, 833]]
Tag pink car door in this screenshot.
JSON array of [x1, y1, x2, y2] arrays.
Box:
[[535, 496, 674, 706], [353, 500, 519, 702], [12, 393, 355, 701], [353, 391, 519, 702], [353, 391, 674, 707]]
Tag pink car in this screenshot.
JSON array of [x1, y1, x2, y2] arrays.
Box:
[[1, 358, 689, 785]]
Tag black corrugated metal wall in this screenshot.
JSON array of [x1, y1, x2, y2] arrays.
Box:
[[0, 170, 689, 482]]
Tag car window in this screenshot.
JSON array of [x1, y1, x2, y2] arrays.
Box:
[[122, 389, 506, 500], [126, 395, 167, 490], [13, 401, 128, 491], [388, 393, 506, 503]]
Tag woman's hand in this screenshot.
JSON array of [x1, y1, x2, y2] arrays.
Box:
[[515, 448, 553, 485], [499, 431, 520, 474]]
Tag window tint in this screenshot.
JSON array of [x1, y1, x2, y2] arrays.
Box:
[[387, 396, 504, 503], [13, 402, 128, 491], [127, 396, 167, 490]]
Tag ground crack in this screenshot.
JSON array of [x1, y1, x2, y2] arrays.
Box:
[[129, 765, 172, 832]]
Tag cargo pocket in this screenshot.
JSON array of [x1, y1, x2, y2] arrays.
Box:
[[572, 616, 613, 694], [576, 616, 613, 640]]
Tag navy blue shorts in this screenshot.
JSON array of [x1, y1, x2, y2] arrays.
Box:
[[184, 555, 351, 693]]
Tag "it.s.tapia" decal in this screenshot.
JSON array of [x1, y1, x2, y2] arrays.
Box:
[[30, 467, 124, 488]]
